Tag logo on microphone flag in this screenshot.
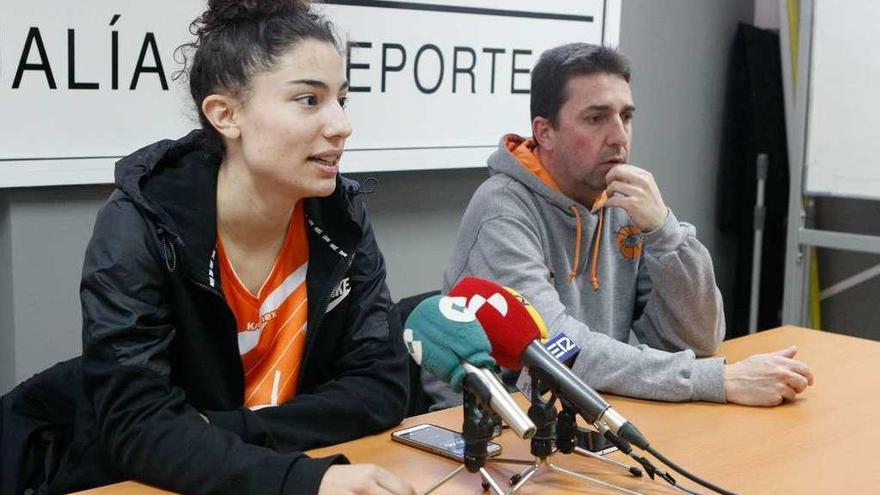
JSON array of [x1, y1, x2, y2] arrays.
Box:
[[515, 331, 580, 398], [544, 333, 580, 364]]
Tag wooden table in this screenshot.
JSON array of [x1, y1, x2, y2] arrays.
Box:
[[74, 326, 880, 494]]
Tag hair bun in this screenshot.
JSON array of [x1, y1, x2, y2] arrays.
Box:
[[193, 0, 311, 41]]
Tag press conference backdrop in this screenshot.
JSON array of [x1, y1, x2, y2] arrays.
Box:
[[0, 0, 620, 188], [803, 0, 880, 199]]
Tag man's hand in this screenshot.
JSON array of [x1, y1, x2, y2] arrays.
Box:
[[318, 464, 416, 495], [604, 164, 668, 232], [724, 346, 814, 406]]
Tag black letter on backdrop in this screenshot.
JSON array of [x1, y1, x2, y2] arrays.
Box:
[[12, 27, 57, 89], [346, 41, 372, 93], [511, 49, 532, 94], [482, 48, 505, 94], [68, 29, 99, 89], [111, 14, 121, 90], [130, 33, 168, 90], [452, 47, 476, 94], [414, 44, 443, 94], [381, 43, 406, 93]]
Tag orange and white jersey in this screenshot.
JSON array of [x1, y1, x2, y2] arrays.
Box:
[[218, 201, 309, 409]]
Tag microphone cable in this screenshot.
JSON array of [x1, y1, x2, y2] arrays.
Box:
[[601, 430, 711, 495], [644, 444, 737, 495], [631, 453, 705, 495], [610, 422, 737, 495]]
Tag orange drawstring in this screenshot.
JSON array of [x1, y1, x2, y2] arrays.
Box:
[[567, 205, 604, 290], [567, 206, 583, 283], [590, 208, 604, 290]]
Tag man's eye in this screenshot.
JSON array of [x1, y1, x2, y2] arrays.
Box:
[[338, 96, 348, 109], [587, 115, 605, 124], [622, 113, 634, 123]]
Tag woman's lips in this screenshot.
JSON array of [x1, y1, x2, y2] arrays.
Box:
[[308, 156, 340, 175]]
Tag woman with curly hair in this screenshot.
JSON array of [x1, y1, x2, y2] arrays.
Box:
[[13, 1, 415, 493]]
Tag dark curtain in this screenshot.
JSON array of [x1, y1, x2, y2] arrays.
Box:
[[718, 23, 790, 337]]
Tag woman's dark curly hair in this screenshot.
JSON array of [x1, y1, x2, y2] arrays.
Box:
[[177, 0, 338, 156]]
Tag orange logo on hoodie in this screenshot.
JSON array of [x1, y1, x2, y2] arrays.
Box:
[[616, 225, 643, 260]]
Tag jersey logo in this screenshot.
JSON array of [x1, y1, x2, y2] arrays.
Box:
[[326, 277, 351, 313]]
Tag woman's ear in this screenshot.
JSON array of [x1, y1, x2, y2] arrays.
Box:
[[202, 94, 241, 140]]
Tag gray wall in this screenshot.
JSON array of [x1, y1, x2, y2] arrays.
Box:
[[1, 194, 13, 391], [352, 169, 488, 298], [0, 1, 756, 394], [0, 186, 113, 393], [619, 0, 754, 312]]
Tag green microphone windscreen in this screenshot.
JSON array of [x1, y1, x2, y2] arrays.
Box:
[[403, 294, 496, 392]]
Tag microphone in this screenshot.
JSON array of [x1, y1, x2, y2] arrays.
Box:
[[448, 277, 649, 450], [444, 283, 548, 370], [403, 294, 536, 439]]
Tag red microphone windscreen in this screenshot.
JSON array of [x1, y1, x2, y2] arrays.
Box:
[[448, 277, 543, 369]]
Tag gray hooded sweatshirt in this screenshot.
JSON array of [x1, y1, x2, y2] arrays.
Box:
[[435, 135, 726, 405]]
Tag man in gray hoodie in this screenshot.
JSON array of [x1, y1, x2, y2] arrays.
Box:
[[437, 43, 813, 407]]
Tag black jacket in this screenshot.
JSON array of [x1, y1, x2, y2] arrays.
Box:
[[50, 131, 409, 494]]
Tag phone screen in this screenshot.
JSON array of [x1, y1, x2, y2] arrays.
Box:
[[398, 424, 464, 454], [392, 424, 502, 460]]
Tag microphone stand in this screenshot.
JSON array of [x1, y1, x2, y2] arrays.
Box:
[[560, 399, 645, 478], [421, 378, 509, 495], [502, 367, 645, 495]]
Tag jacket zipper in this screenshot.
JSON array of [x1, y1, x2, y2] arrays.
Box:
[[157, 227, 178, 272], [158, 228, 240, 357], [299, 252, 356, 384]]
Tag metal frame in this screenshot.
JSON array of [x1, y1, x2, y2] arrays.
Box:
[[780, 0, 880, 325]]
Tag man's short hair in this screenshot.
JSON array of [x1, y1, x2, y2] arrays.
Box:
[[530, 43, 631, 125]]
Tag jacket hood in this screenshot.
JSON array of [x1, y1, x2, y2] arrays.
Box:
[[487, 134, 578, 213], [489, 134, 611, 288], [114, 130, 214, 245], [489, 134, 610, 213], [112, 129, 363, 284]]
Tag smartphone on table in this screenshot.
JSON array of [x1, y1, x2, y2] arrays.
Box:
[[391, 423, 503, 461]]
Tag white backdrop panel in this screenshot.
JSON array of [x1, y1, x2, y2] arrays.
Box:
[[0, 0, 619, 187], [804, 0, 880, 199]]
